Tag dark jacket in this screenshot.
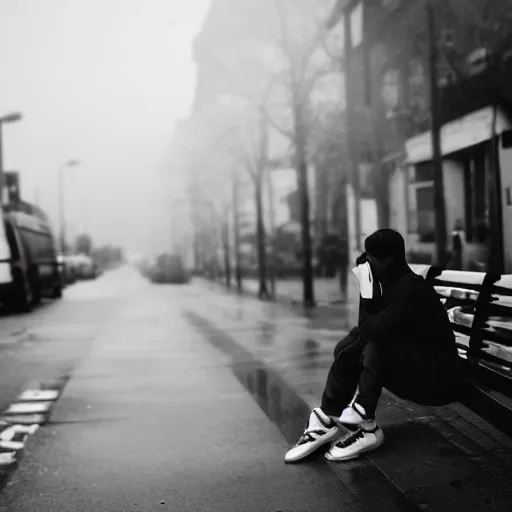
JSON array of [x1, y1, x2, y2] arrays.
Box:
[[357, 261, 461, 405], [360, 265, 456, 352]]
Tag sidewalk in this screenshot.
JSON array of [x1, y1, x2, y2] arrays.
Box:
[[205, 274, 361, 331], [243, 275, 359, 306], [184, 283, 512, 511]]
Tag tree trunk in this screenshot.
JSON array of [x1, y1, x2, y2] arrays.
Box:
[[344, 29, 362, 253], [427, 4, 448, 266], [232, 174, 243, 293], [295, 105, 315, 307], [316, 165, 329, 240], [223, 209, 232, 288], [255, 178, 269, 299], [193, 233, 200, 273], [373, 163, 391, 229], [371, 103, 390, 230], [256, 113, 269, 300], [266, 168, 276, 299]]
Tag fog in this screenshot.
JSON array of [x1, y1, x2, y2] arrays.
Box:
[[0, 0, 210, 255]]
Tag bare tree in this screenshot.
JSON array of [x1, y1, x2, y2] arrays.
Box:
[[256, 0, 340, 306], [209, 0, 338, 306], [181, 0, 341, 304], [217, 102, 271, 299]]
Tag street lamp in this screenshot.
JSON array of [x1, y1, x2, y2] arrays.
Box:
[[59, 159, 82, 254], [0, 112, 23, 203]]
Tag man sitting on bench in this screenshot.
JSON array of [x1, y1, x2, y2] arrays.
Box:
[[285, 229, 461, 463]]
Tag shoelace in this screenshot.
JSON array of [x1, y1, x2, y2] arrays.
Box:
[[295, 429, 326, 446], [334, 428, 366, 449]]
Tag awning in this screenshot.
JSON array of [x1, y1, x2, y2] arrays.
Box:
[[405, 105, 512, 164]]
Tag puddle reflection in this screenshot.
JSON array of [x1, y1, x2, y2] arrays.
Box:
[[257, 320, 277, 346], [186, 310, 325, 445], [300, 339, 320, 370], [231, 357, 310, 445]]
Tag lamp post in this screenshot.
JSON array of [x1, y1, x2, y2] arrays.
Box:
[[59, 159, 82, 254], [0, 112, 22, 205]]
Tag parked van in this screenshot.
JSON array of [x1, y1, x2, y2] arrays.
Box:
[[0, 204, 62, 312]]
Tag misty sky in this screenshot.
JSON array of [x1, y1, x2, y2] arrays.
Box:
[[0, 0, 210, 255]]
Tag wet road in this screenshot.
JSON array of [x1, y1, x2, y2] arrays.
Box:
[[0, 267, 370, 512]]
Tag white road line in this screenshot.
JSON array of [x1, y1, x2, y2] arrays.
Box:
[[0, 383, 64, 470], [0, 440, 24, 451], [4, 402, 53, 415], [0, 424, 39, 440], [0, 452, 16, 465], [18, 390, 59, 402], [0, 414, 46, 425]]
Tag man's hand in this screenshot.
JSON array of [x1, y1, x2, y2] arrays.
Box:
[[355, 252, 368, 266], [358, 277, 423, 342]]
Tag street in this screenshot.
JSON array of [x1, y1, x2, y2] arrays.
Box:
[[0, 266, 511, 511]]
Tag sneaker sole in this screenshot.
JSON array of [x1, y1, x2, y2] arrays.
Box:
[[325, 435, 385, 462], [284, 428, 340, 463]]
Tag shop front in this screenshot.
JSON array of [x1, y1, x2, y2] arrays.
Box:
[[403, 105, 512, 271]]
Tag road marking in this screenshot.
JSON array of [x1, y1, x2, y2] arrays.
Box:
[[0, 381, 67, 478], [0, 452, 16, 465], [4, 402, 53, 415], [0, 424, 38, 440], [0, 414, 46, 425], [18, 390, 59, 402], [0, 440, 24, 451]]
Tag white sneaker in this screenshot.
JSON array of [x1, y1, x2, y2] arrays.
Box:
[[284, 408, 340, 463], [339, 403, 370, 426], [325, 423, 384, 462]]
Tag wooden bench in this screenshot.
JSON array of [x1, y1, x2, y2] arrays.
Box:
[[411, 264, 512, 436]]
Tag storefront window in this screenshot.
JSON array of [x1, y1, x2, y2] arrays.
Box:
[[464, 148, 488, 243], [460, 145, 490, 271], [408, 162, 435, 242]]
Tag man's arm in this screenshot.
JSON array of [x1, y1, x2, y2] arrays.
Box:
[[358, 278, 425, 342]]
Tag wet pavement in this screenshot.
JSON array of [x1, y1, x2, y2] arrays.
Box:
[[187, 279, 512, 510], [0, 268, 511, 510], [243, 276, 357, 305]]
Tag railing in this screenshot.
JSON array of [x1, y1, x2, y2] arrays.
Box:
[[412, 265, 512, 410]]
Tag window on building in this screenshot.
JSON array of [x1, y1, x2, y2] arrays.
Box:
[[408, 162, 435, 242], [463, 146, 489, 244], [415, 184, 435, 242]]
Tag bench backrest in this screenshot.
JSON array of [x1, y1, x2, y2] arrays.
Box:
[[413, 265, 512, 397]]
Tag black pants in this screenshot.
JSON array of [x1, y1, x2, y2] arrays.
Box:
[[320, 327, 461, 419]]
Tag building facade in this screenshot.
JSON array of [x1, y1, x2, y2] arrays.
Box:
[[341, 0, 512, 271]]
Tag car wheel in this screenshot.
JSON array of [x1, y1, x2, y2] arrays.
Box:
[[14, 274, 34, 313], [51, 284, 63, 299]]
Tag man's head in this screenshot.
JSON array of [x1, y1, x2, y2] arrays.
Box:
[[364, 229, 406, 277]]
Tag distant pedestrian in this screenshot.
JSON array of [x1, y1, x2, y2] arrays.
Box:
[[449, 219, 465, 270], [284, 229, 461, 463]]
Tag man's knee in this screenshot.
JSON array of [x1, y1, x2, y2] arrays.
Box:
[[361, 340, 384, 365], [333, 327, 362, 359]]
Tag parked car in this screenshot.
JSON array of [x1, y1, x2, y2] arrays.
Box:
[[0, 206, 62, 312], [148, 253, 189, 284], [68, 254, 100, 280], [58, 253, 78, 286]]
